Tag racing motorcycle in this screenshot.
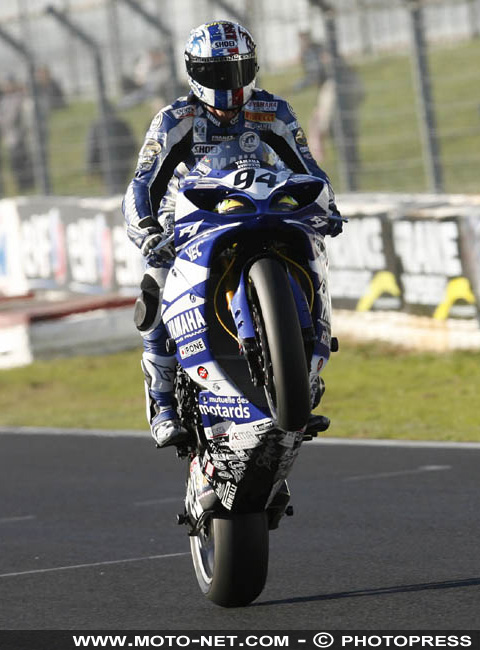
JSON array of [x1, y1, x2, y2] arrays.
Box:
[[162, 137, 340, 607]]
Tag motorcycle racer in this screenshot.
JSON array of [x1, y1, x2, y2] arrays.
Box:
[[123, 20, 343, 449]]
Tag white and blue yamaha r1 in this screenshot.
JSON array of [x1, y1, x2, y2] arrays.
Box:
[[162, 140, 336, 607]]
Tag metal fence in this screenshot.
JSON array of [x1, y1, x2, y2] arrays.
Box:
[[0, 0, 479, 197]]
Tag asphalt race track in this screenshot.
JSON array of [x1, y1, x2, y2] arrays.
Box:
[[1, 431, 479, 630]]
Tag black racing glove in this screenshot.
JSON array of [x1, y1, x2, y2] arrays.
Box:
[[141, 232, 175, 267], [327, 214, 345, 238]]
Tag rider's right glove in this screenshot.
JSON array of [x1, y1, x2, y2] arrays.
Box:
[[141, 232, 176, 267]]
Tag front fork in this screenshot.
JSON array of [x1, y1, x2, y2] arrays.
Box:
[[227, 259, 316, 388]]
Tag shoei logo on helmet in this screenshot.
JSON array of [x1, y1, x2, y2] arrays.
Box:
[[214, 40, 236, 48], [197, 366, 209, 379], [239, 131, 260, 153]]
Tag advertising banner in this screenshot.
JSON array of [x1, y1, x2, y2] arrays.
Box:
[[0, 199, 28, 296], [328, 198, 480, 321], [327, 211, 401, 313], [13, 197, 143, 295], [391, 213, 477, 319]]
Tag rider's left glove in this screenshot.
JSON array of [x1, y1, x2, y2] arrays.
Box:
[[327, 214, 344, 238], [141, 232, 175, 267], [326, 199, 346, 237]]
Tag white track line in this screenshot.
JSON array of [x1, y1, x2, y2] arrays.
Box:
[[1, 427, 480, 449], [311, 437, 480, 449], [343, 464, 452, 482], [0, 426, 147, 438], [0, 552, 190, 579], [0, 515, 36, 524]]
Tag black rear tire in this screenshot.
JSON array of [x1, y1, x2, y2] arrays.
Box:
[[248, 257, 310, 431], [190, 512, 269, 607]]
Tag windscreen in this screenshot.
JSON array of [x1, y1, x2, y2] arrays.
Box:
[[197, 138, 287, 174]]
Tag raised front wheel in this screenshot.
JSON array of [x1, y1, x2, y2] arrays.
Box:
[[248, 257, 310, 431]]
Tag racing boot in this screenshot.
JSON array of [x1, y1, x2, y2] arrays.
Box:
[[150, 403, 192, 449], [142, 352, 192, 449], [305, 376, 329, 437], [311, 376, 326, 410]]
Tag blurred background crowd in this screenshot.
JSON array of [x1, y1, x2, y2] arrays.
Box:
[[0, 0, 479, 198]]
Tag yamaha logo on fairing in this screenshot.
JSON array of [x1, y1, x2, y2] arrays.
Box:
[[167, 308, 206, 338]]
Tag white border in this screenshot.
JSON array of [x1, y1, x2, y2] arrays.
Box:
[[1, 427, 479, 449]]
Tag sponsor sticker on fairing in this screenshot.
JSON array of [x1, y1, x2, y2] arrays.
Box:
[[167, 307, 206, 338], [197, 366, 209, 380], [179, 338, 206, 359], [199, 402, 251, 419], [185, 242, 202, 262], [229, 428, 265, 450], [205, 461, 215, 477], [221, 482, 237, 509], [205, 421, 231, 439]]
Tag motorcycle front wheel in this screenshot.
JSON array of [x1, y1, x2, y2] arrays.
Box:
[[190, 512, 269, 607], [248, 257, 311, 432]]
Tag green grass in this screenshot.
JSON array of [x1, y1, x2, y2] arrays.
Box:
[[1, 39, 479, 196], [1, 343, 479, 442]]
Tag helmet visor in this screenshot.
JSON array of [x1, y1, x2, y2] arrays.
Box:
[[186, 54, 257, 90]]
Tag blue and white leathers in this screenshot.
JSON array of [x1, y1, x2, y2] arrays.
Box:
[[123, 90, 335, 252]]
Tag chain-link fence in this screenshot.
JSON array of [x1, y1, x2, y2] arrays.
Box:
[[0, 0, 479, 197]]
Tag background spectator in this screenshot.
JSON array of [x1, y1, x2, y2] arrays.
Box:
[[85, 102, 138, 194], [308, 48, 365, 174], [120, 48, 172, 109], [294, 31, 326, 92], [0, 76, 35, 193], [35, 65, 66, 114]]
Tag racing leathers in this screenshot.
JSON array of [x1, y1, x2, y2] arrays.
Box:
[[123, 88, 341, 447]]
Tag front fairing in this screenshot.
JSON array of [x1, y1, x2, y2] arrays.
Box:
[[165, 143, 332, 513]]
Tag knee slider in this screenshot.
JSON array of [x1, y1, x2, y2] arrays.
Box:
[[134, 274, 161, 332]]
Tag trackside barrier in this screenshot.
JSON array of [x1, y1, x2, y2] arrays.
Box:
[[327, 192, 480, 350], [0, 193, 479, 367], [0, 195, 143, 297]]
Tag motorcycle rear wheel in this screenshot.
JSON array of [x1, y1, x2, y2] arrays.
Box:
[[248, 257, 311, 432], [190, 512, 269, 607]]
